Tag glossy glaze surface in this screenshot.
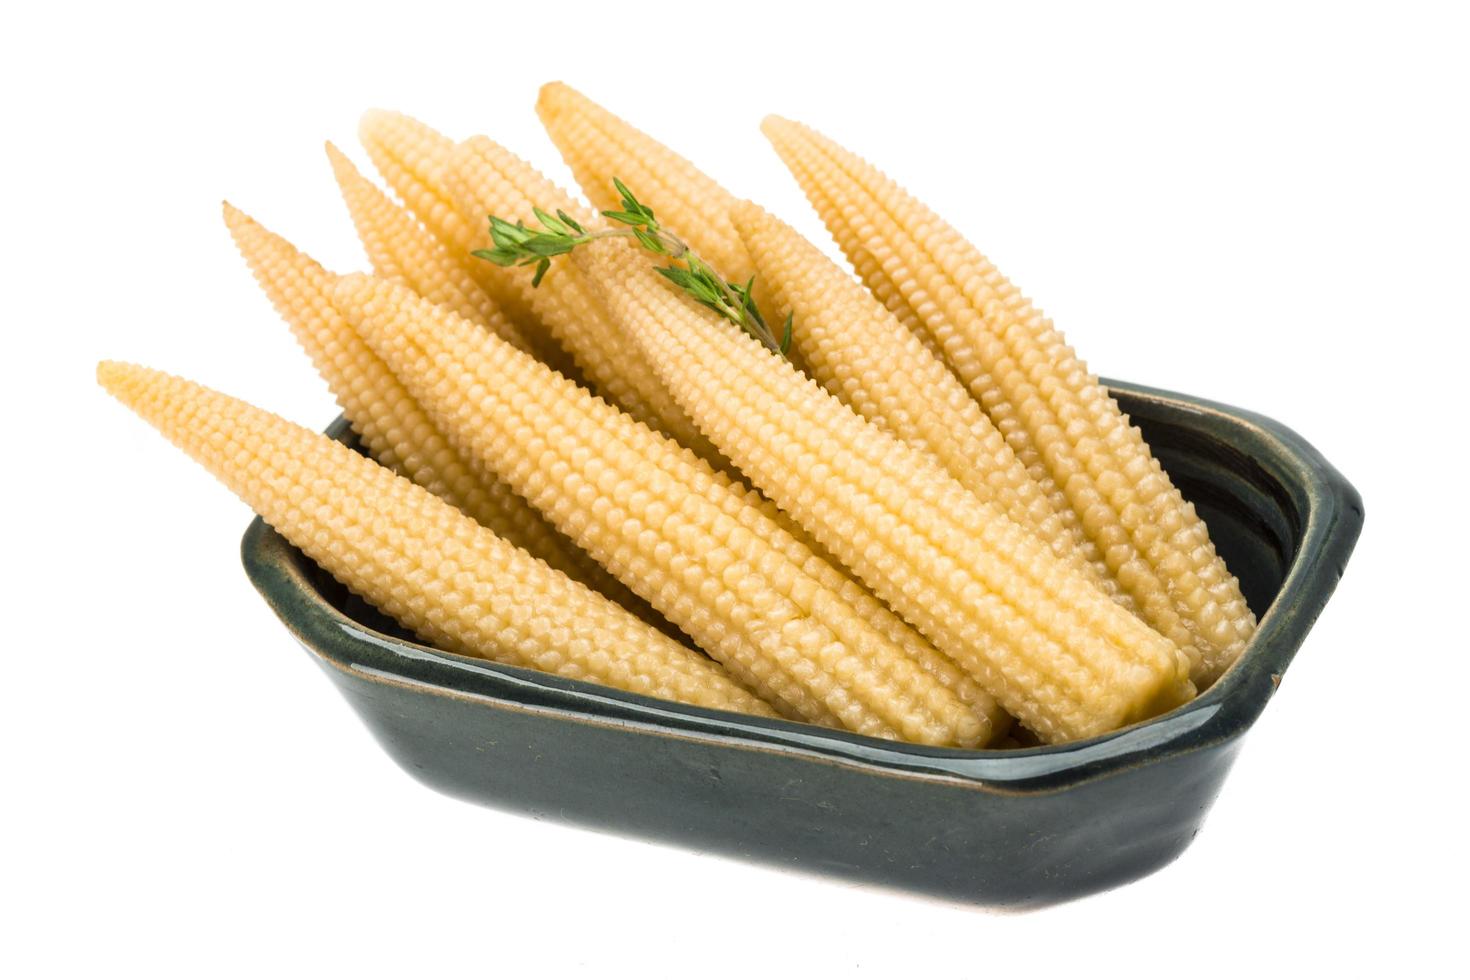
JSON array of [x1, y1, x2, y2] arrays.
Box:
[[241, 379, 1362, 906]]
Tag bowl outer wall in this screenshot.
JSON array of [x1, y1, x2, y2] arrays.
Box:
[[239, 379, 1362, 905]]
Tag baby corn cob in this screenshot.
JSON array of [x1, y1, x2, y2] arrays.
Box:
[[760, 145, 946, 367], [536, 81, 755, 283], [731, 201, 1124, 604], [325, 141, 530, 350], [577, 239, 1194, 743], [332, 271, 1006, 748], [98, 362, 770, 716], [764, 118, 1255, 686], [354, 113, 468, 259], [222, 204, 640, 608], [357, 110, 577, 374], [443, 136, 725, 464]]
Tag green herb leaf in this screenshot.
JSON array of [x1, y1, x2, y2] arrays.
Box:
[[556, 210, 584, 234], [600, 209, 646, 227], [532, 207, 571, 236], [656, 265, 697, 290], [522, 235, 578, 257], [473, 178, 792, 357]]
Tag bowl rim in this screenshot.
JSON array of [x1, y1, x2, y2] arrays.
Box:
[[241, 378, 1362, 793]]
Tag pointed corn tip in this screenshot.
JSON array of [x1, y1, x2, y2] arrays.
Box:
[[359, 108, 442, 141], [329, 272, 401, 349], [357, 110, 455, 177], [358, 108, 395, 134], [727, 199, 767, 232], [358, 108, 413, 148], [220, 202, 268, 249], [329, 271, 375, 313], [536, 80, 573, 112], [760, 115, 793, 139], [96, 359, 125, 388], [97, 359, 145, 402], [324, 140, 358, 181]]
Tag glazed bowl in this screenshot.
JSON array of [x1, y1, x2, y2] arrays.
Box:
[[241, 379, 1362, 908]]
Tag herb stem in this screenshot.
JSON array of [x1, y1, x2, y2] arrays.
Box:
[[473, 178, 789, 355]]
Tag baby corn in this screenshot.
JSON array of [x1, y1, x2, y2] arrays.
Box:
[[357, 109, 576, 373], [578, 239, 1194, 743], [536, 81, 755, 283], [356, 111, 520, 316], [98, 362, 769, 716], [443, 136, 725, 463], [332, 271, 1006, 748], [325, 142, 529, 350], [732, 201, 1123, 603], [764, 117, 1255, 686], [222, 204, 637, 606]]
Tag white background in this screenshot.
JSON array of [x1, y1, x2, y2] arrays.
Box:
[[6, 2, 1466, 976]]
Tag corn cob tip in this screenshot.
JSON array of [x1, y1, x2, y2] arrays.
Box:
[[759, 116, 823, 160], [359, 107, 445, 140], [358, 107, 399, 135], [727, 199, 795, 264], [727, 198, 771, 233], [534, 80, 601, 134], [759, 117, 810, 167], [330, 271, 423, 346], [330, 272, 390, 327], [96, 359, 131, 394], [535, 79, 575, 113], [331, 270, 370, 302], [759, 115, 796, 139], [219, 202, 278, 261], [99, 360, 181, 438], [358, 109, 448, 162], [220, 202, 278, 254], [97, 360, 176, 418], [324, 140, 353, 175], [323, 141, 375, 214], [220, 200, 247, 228]]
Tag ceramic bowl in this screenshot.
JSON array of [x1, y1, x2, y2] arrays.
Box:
[[241, 379, 1362, 907]]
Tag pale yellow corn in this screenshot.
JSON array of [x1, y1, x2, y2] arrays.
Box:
[[442, 136, 725, 464], [332, 271, 1006, 748], [353, 113, 467, 256], [764, 117, 1255, 686], [577, 239, 1195, 743], [98, 362, 770, 716], [757, 146, 950, 369], [536, 81, 755, 283], [437, 140, 827, 568], [325, 141, 529, 350], [221, 204, 638, 607], [357, 109, 577, 373], [732, 200, 1124, 605]]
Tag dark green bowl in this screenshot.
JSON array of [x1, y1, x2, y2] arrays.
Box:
[[241, 379, 1361, 907]]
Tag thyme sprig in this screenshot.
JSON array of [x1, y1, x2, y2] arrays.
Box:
[[473, 179, 792, 356]]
